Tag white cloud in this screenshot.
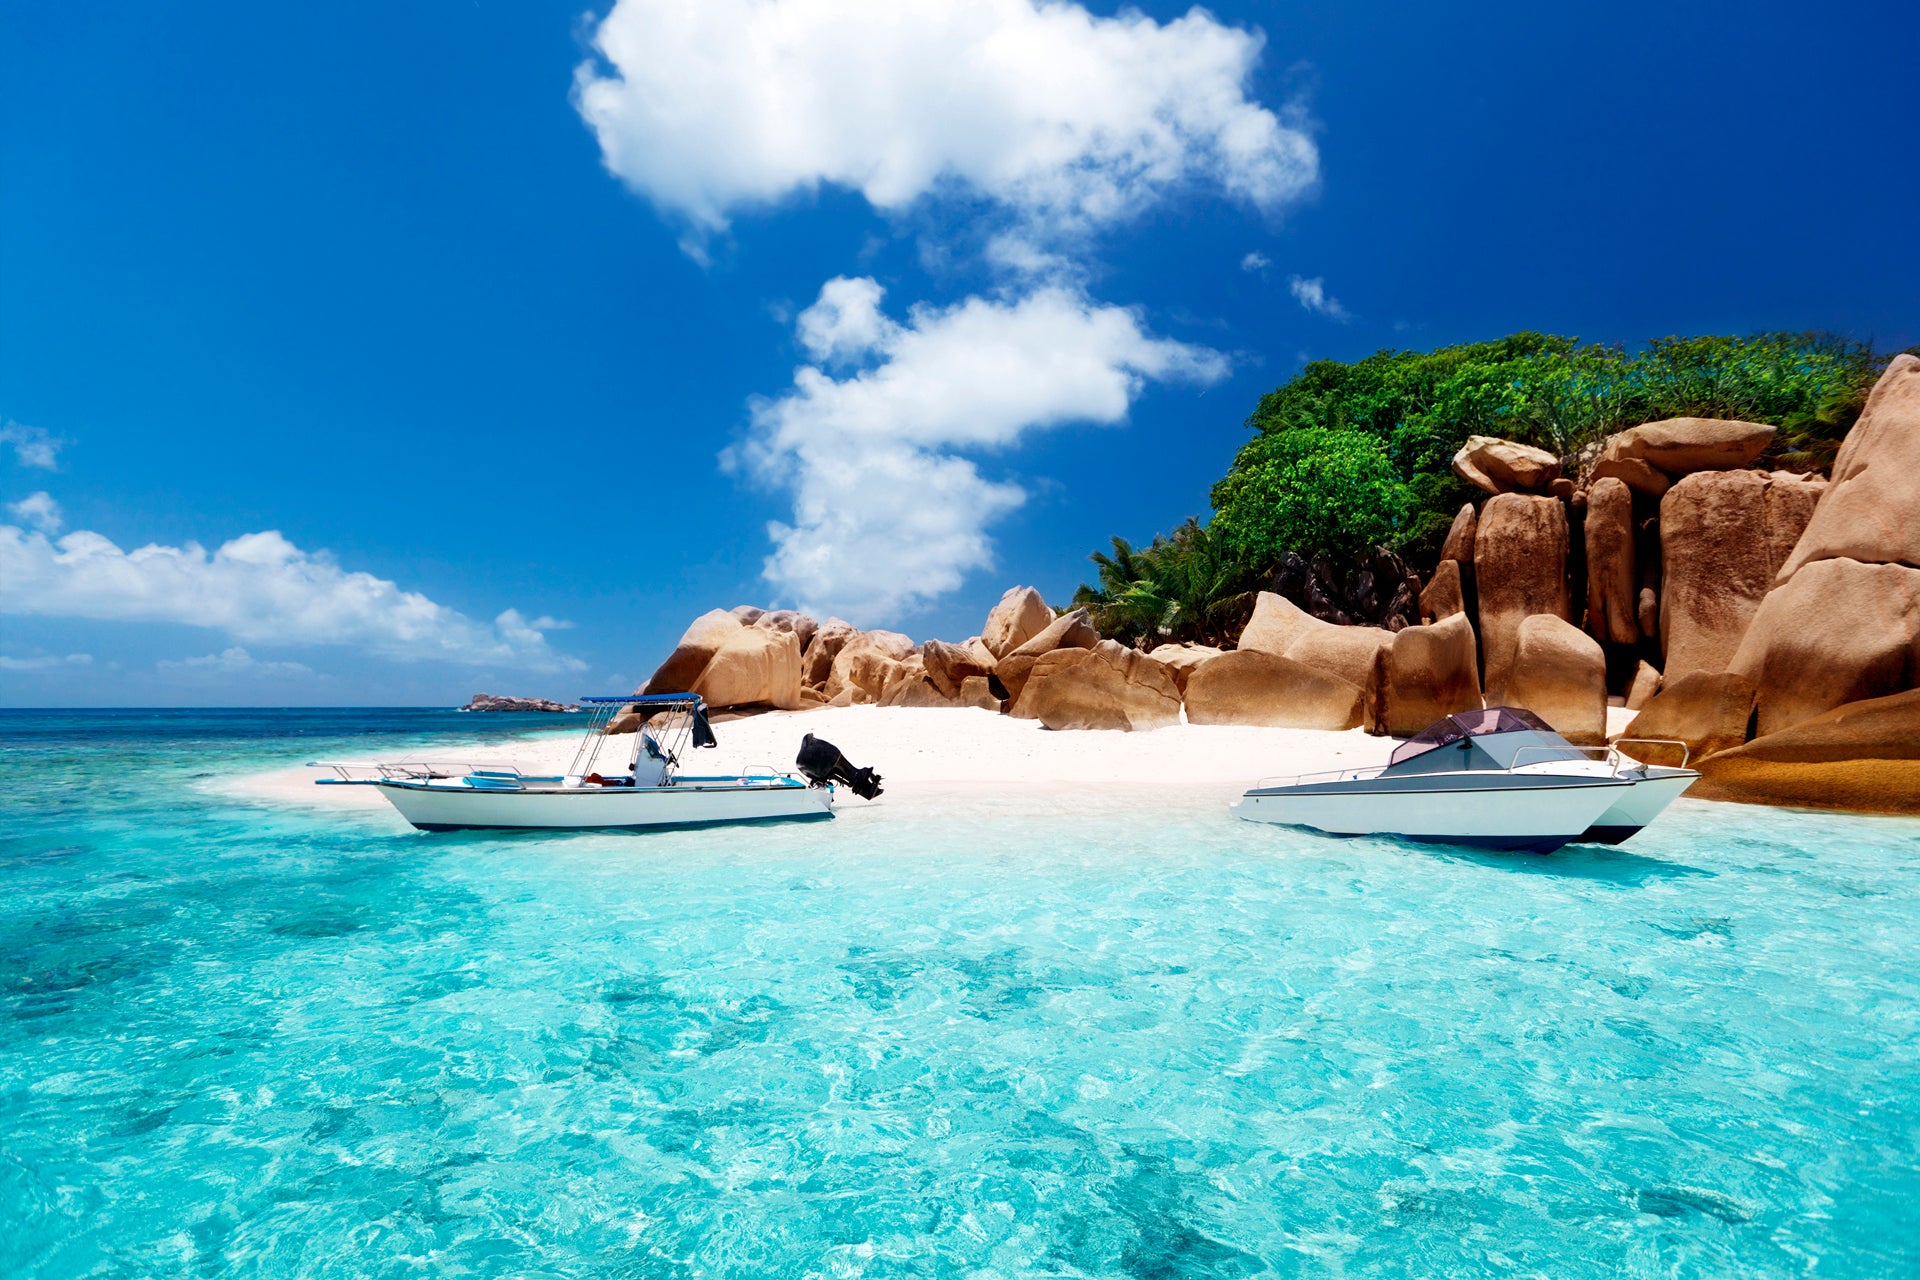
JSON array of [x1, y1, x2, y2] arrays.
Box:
[[7, 491, 62, 533], [0, 523, 585, 671], [155, 647, 315, 678], [0, 422, 61, 470], [1240, 251, 1271, 272], [732, 277, 1228, 619], [1288, 274, 1351, 321], [575, 0, 1317, 247], [0, 652, 92, 672]]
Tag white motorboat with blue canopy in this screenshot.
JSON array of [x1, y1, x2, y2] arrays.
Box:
[[315, 694, 882, 832], [1232, 707, 1697, 853]]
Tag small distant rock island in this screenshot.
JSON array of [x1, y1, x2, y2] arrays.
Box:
[[461, 693, 580, 713]]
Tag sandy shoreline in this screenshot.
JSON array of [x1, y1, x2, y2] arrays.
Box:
[[219, 704, 1644, 815]]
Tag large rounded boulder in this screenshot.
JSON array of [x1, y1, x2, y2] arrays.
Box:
[[1774, 353, 1920, 580], [1182, 650, 1365, 730], [1597, 417, 1776, 476], [824, 630, 917, 705], [1658, 470, 1774, 682], [1013, 643, 1181, 731], [1500, 614, 1606, 745], [1617, 671, 1756, 767], [1378, 611, 1482, 737], [981, 586, 1054, 659], [1727, 557, 1920, 737], [643, 608, 804, 710], [1690, 689, 1920, 815], [1583, 476, 1637, 644], [1452, 436, 1560, 494], [1473, 494, 1571, 701], [992, 608, 1099, 705]]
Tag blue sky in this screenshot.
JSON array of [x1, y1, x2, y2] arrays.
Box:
[[3, 0, 1914, 706]]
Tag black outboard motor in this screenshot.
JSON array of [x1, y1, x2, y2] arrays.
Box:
[[795, 732, 883, 800]]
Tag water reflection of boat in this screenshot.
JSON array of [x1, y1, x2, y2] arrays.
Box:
[[315, 694, 879, 832], [1232, 707, 1696, 854]]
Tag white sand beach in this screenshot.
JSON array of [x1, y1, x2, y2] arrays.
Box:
[[224, 704, 1644, 815]]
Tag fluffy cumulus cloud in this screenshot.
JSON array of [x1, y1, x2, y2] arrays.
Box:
[[1, 422, 62, 470], [575, 0, 1317, 246], [1288, 274, 1351, 321], [7, 491, 62, 533], [0, 522, 584, 671], [732, 277, 1227, 618]]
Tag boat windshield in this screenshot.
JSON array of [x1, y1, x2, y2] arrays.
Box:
[[1388, 706, 1556, 766]]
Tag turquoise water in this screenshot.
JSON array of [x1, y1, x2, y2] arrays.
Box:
[[2, 709, 1918, 1278]]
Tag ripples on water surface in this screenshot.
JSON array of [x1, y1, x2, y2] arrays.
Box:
[[1, 708, 1917, 1278]]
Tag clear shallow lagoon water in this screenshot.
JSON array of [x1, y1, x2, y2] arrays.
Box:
[[2, 708, 1918, 1278]]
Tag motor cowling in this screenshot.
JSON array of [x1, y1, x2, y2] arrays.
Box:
[[795, 732, 883, 800]]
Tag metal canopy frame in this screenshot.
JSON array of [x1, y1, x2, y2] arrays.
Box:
[[567, 693, 716, 780]]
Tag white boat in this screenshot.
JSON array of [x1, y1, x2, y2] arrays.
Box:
[[315, 694, 880, 832], [1232, 707, 1697, 854]]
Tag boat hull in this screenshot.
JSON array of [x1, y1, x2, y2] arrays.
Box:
[[1577, 769, 1699, 844], [1232, 776, 1631, 854], [375, 779, 833, 832]]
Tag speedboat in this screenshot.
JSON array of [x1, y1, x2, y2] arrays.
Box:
[[314, 694, 881, 832], [1231, 706, 1697, 853]]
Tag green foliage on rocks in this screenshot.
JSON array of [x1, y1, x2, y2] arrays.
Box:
[[1080, 330, 1895, 645]]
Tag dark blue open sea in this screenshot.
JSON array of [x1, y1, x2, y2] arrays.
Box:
[[2, 707, 1917, 1278]]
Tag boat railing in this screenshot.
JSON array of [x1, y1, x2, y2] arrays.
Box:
[[311, 761, 531, 785], [672, 764, 799, 788], [1609, 737, 1692, 769], [1253, 764, 1389, 790]]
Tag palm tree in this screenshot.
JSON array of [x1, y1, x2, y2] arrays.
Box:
[[1074, 520, 1260, 649]]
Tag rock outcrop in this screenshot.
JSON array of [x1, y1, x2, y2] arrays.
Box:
[[1624, 660, 1662, 711], [1727, 558, 1920, 736], [1587, 454, 1673, 497], [993, 608, 1099, 705], [1453, 435, 1560, 494], [1144, 643, 1223, 693], [1763, 472, 1827, 579], [1439, 503, 1478, 563], [1718, 357, 1918, 738], [1654, 468, 1826, 684], [823, 630, 916, 705], [1420, 559, 1465, 622], [981, 586, 1054, 659], [463, 693, 577, 713], [801, 617, 859, 688], [1500, 614, 1606, 744], [1773, 353, 1920, 580], [1013, 643, 1181, 731], [1236, 591, 1390, 702], [921, 638, 992, 698], [1658, 469, 1774, 682], [1583, 476, 1637, 644], [642, 609, 743, 696], [1377, 612, 1482, 737], [1473, 494, 1570, 700], [1596, 417, 1776, 477], [1690, 689, 1920, 815], [1182, 650, 1365, 730], [1618, 671, 1756, 767], [643, 609, 804, 709]]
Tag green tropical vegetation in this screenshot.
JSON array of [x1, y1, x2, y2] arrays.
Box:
[[1078, 330, 1902, 647]]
